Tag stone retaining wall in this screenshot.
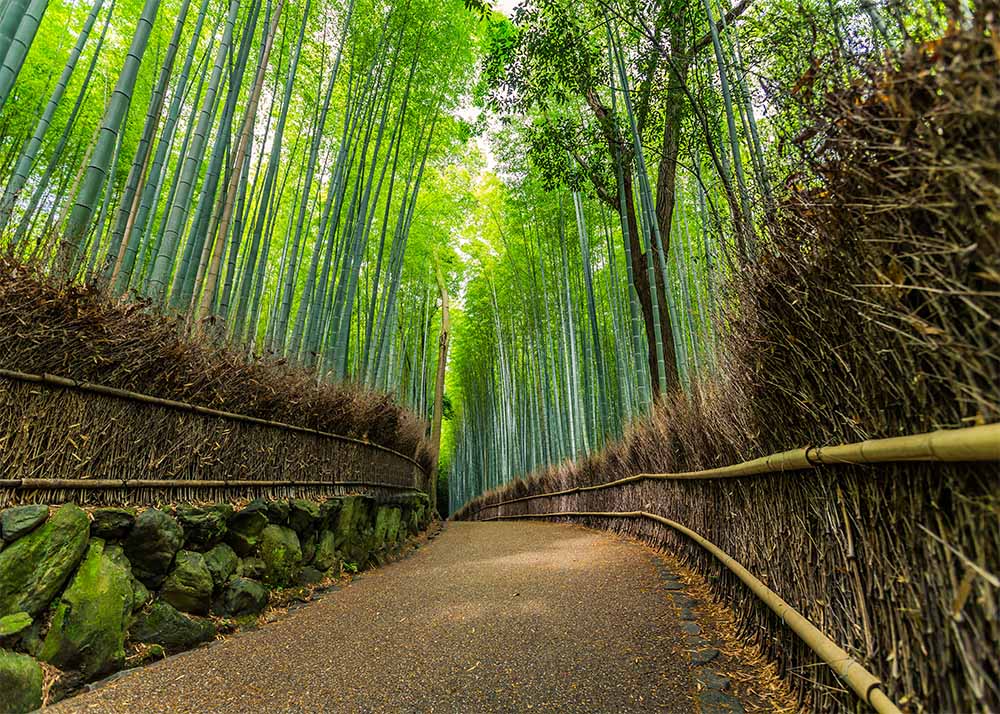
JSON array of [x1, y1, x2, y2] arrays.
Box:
[[0, 493, 430, 712]]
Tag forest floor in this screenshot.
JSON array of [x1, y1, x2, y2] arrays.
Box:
[[51, 522, 793, 713]]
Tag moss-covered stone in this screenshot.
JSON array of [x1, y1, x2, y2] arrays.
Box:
[[374, 506, 403, 549], [203, 543, 239, 589], [385, 507, 402, 546], [0, 649, 42, 714], [334, 496, 360, 540], [160, 551, 213, 615], [301, 533, 317, 565], [0, 503, 90, 619], [0, 505, 48, 542], [225, 508, 268, 557], [124, 509, 183, 588], [263, 500, 289, 525], [208, 503, 235, 521], [288, 499, 320, 536], [18, 620, 43, 658], [221, 578, 268, 617], [311, 530, 339, 572], [89, 508, 135, 540], [241, 556, 266, 580], [175, 505, 228, 550], [403, 494, 429, 535], [39, 539, 133, 681], [319, 498, 342, 529], [259, 525, 301, 586], [335, 497, 379, 567], [129, 600, 216, 652], [130, 576, 151, 612], [0, 612, 31, 638], [373, 506, 392, 547], [296, 566, 324, 586], [99, 544, 150, 613]]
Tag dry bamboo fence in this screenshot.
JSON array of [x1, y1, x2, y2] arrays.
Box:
[[0, 369, 426, 507]]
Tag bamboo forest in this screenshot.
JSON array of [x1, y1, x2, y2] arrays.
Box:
[[0, 0, 996, 711]]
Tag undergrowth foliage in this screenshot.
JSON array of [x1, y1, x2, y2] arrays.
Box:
[[0, 256, 433, 473], [458, 13, 1000, 714]]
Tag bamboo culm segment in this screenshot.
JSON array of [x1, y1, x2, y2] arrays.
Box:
[[483, 510, 902, 714]]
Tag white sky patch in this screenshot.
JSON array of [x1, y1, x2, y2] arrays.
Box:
[[494, 0, 521, 15]]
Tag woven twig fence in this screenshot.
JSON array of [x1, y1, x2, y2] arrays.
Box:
[[0, 369, 426, 507]]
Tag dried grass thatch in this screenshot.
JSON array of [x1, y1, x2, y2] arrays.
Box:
[[0, 256, 432, 506], [458, 15, 999, 714]]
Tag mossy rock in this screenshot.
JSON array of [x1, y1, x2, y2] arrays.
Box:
[[0, 649, 42, 714], [130, 577, 151, 612], [301, 534, 317, 566], [241, 556, 266, 580], [208, 503, 234, 521], [288, 499, 320, 536], [263, 500, 289, 525], [124, 509, 183, 588], [311, 530, 339, 572], [89, 508, 135, 540], [374, 506, 403, 548], [0, 612, 32, 638], [221, 578, 268, 618], [259, 525, 301, 586], [102, 544, 151, 613], [296, 566, 325, 586], [130, 600, 215, 652], [175, 505, 228, 550], [39, 539, 133, 681], [385, 508, 402, 546], [203, 543, 239, 589], [160, 551, 213, 615], [319, 498, 342, 529], [334, 496, 361, 539], [0, 504, 90, 619], [18, 620, 43, 658], [226, 508, 269, 557], [0, 505, 49, 542], [373, 506, 393, 548]]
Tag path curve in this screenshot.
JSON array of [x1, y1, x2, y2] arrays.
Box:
[[55, 522, 704, 713]]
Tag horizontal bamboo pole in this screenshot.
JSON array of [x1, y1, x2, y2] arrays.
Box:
[[1, 478, 421, 493], [485, 510, 902, 714], [0, 368, 427, 474], [474, 423, 1000, 511]]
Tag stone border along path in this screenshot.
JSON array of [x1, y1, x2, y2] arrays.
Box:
[[51, 522, 791, 713]]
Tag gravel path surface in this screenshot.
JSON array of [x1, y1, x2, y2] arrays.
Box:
[[52, 522, 695, 713]]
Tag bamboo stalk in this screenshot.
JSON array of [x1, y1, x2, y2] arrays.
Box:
[[0, 368, 428, 474], [483, 510, 902, 714], [472, 423, 1000, 510]]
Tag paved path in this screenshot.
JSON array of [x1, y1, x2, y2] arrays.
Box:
[[53, 522, 731, 713]]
